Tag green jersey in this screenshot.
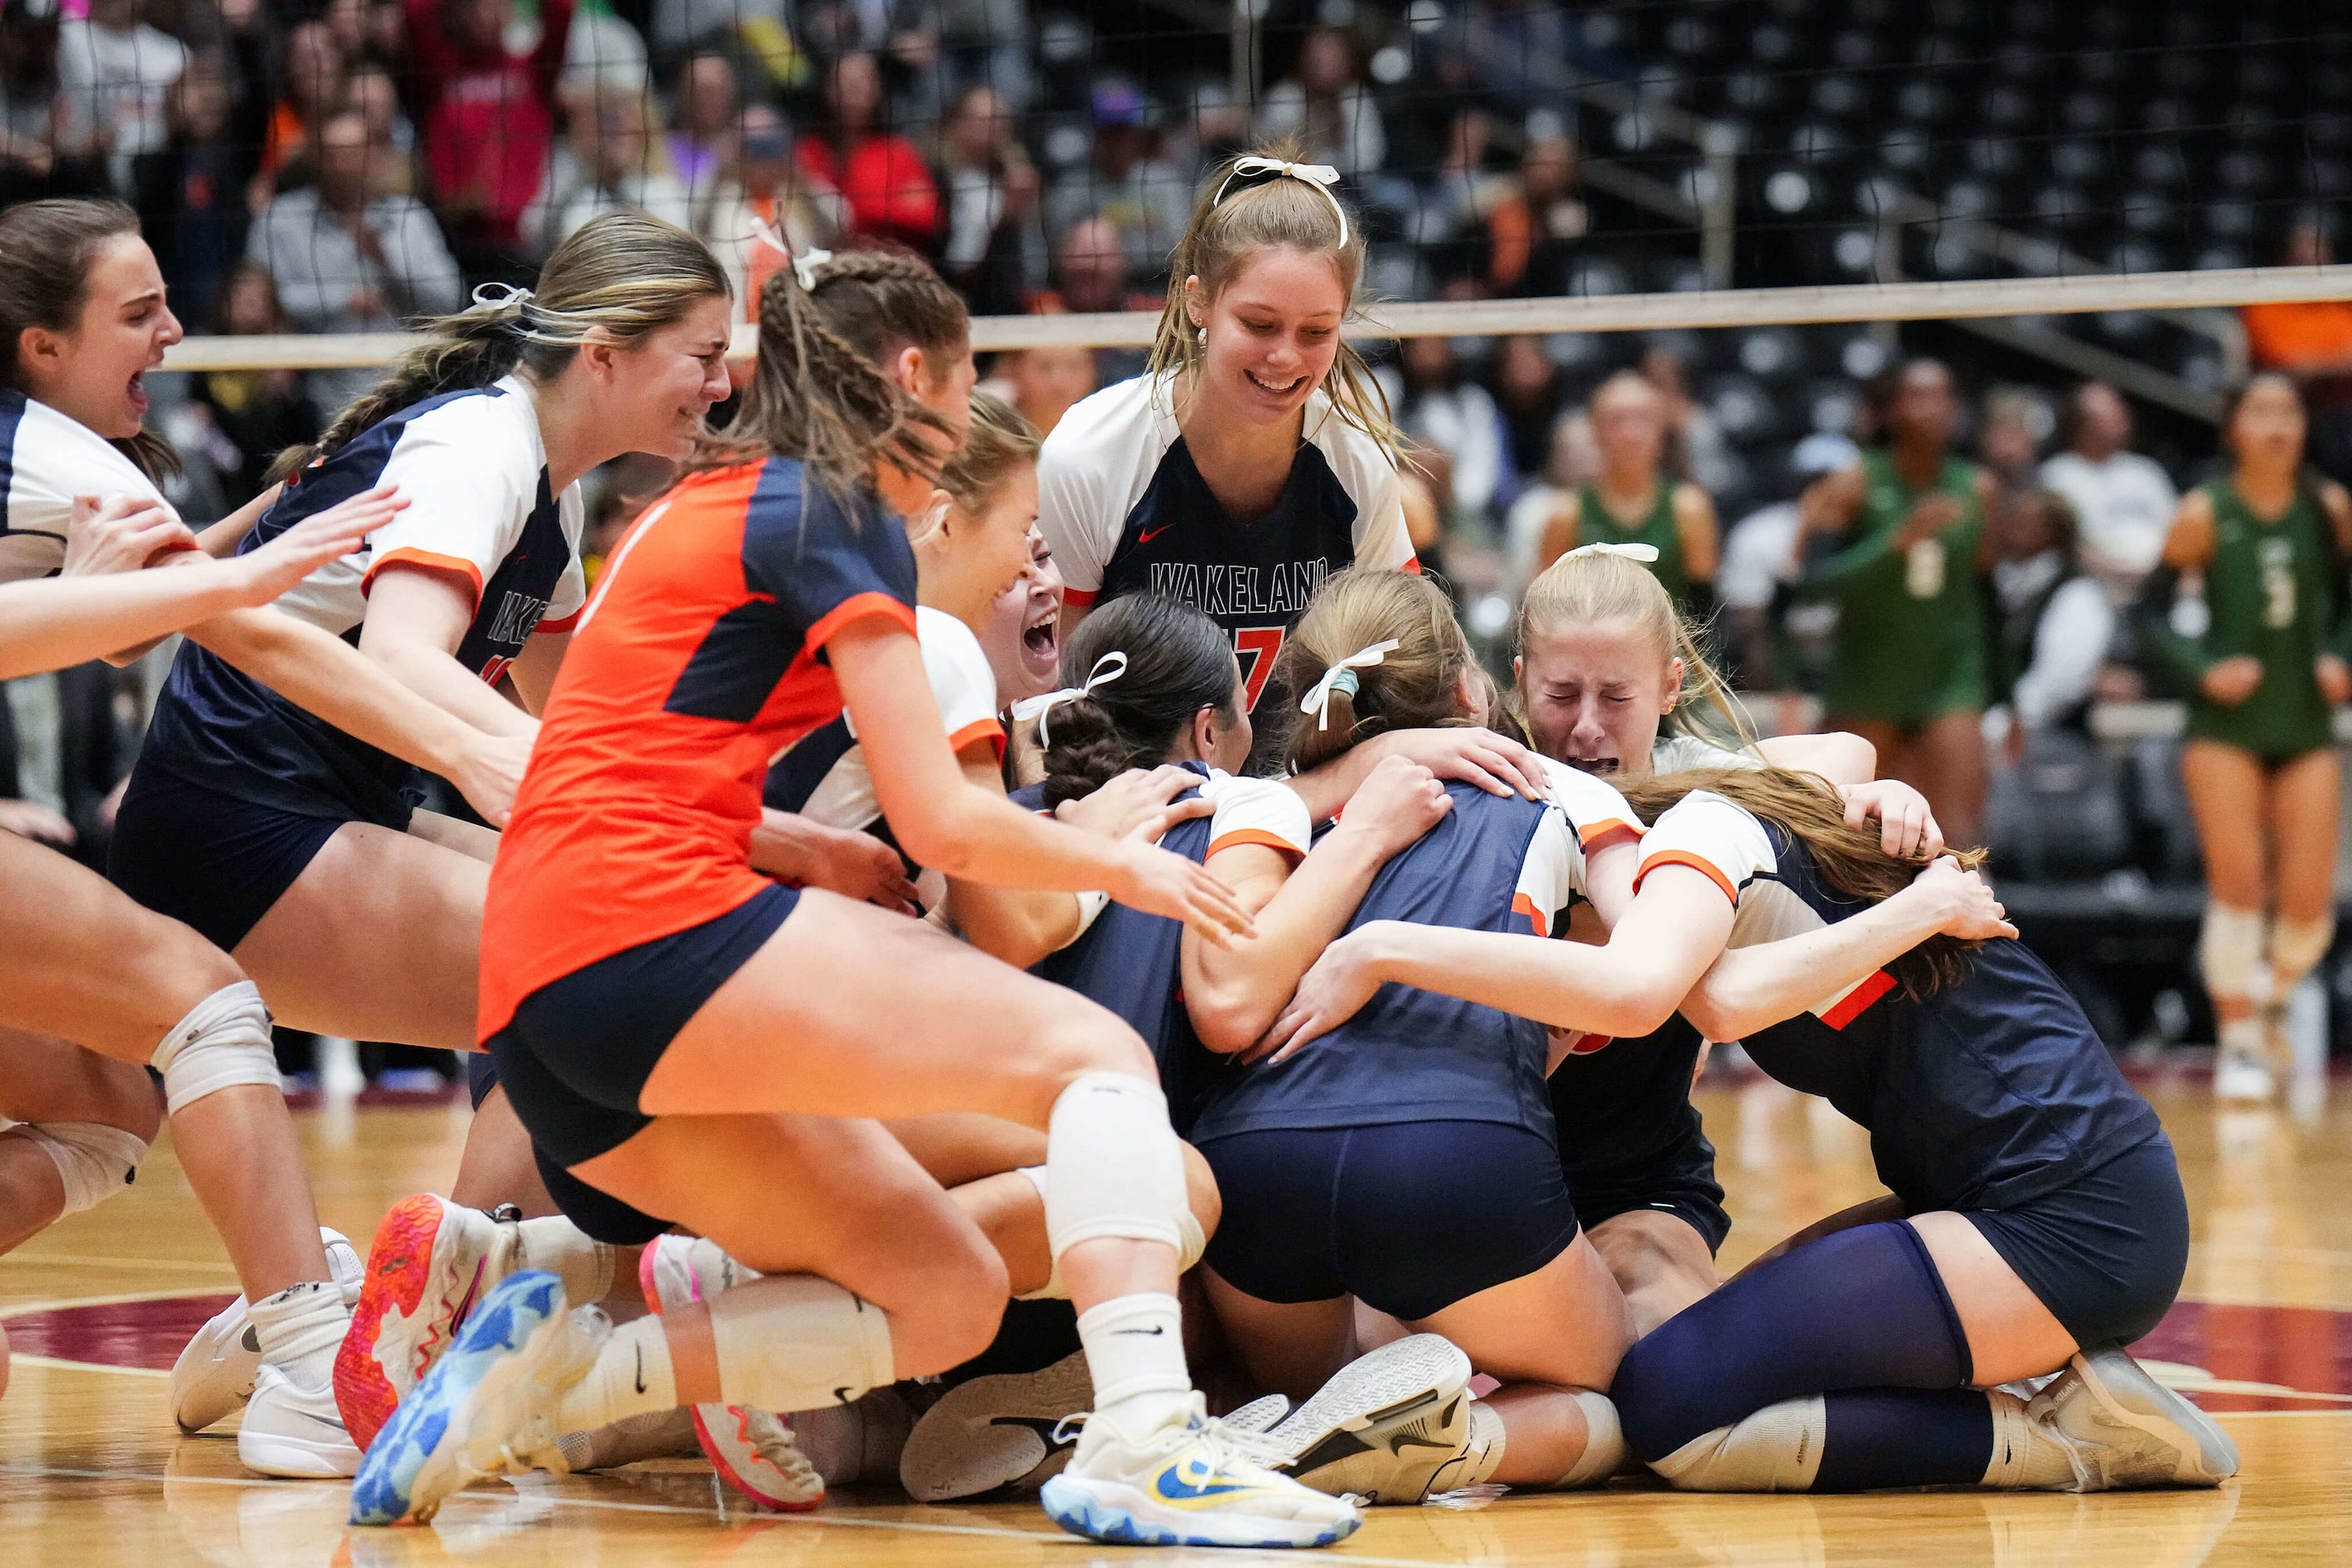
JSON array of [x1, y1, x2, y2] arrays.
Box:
[[1810, 450, 1987, 725], [1577, 482, 1692, 605], [2172, 479, 2341, 761]]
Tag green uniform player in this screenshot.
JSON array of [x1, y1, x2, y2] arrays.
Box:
[[1575, 483, 1693, 606], [1806, 448, 1988, 726], [2145, 478, 2347, 763]]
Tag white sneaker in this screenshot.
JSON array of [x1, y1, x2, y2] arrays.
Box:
[[1261, 1333, 1474, 1505], [349, 1271, 605, 1525], [2215, 1047, 2276, 1103], [1039, 1399, 1362, 1548], [2029, 1347, 2242, 1490], [900, 1349, 1094, 1501], [1224, 1393, 1292, 1434], [638, 1235, 822, 1510], [336, 1195, 519, 1454], [238, 1363, 362, 1478], [170, 1227, 362, 1434]]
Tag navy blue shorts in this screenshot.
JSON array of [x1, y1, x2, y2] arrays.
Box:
[[1571, 1131, 1732, 1256], [1965, 1133, 2188, 1349], [1199, 1120, 1581, 1323], [486, 883, 798, 1170], [109, 768, 377, 950]]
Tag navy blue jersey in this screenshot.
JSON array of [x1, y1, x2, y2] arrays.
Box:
[[1188, 772, 1623, 1146], [1014, 764, 1312, 1131], [1641, 792, 2164, 1211], [134, 377, 585, 821], [1550, 1011, 1715, 1200]]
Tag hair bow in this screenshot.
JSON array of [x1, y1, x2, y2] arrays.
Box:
[[1212, 157, 1349, 245], [792, 248, 833, 291], [1562, 542, 1662, 564], [468, 281, 535, 314], [1011, 651, 1129, 749], [1297, 639, 1399, 731]]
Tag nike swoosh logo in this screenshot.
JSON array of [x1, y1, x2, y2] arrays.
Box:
[[634, 1344, 646, 1395], [988, 1414, 1078, 1450], [1137, 524, 1175, 545], [1155, 1466, 1253, 1501], [449, 1259, 487, 1332], [1392, 1432, 1458, 1453], [1113, 1326, 1166, 1335]]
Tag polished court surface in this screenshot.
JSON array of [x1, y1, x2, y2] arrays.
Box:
[[3, 1075, 2347, 1566]]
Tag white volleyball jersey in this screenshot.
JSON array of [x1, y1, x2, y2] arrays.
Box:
[[0, 388, 180, 584], [764, 604, 1006, 831]]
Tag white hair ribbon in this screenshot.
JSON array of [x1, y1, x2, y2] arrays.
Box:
[[792, 247, 834, 291], [468, 281, 535, 314], [1562, 541, 1662, 564], [1011, 651, 1129, 749], [1298, 638, 1399, 731], [1212, 157, 1349, 245]]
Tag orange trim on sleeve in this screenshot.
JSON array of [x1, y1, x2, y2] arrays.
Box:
[[1062, 585, 1100, 607], [1577, 818, 1641, 853], [1511, 890, 1550, 937], [1399, 554, 1422, 574], [362, 547, 484, 609], [535, 609, 580, 635], [805, 591, 918, 651], [1206, 827, 1306, 862], [1635, 848, 1738, 906], [948, 716, 1007, 759], [1818, 969, 1897, 1030]]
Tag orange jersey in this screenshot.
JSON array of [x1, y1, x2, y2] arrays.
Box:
[[478, 457, 918, 1040]]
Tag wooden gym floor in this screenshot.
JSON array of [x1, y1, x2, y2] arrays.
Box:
[[2, 1075, 2346, 1566]]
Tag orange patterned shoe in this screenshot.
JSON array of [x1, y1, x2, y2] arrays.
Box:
[[334, 1195, 518, 1454], [639, 1235, 823, 1511]]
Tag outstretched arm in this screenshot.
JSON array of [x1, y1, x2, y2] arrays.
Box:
[[1675, 857, 2013, 1043]]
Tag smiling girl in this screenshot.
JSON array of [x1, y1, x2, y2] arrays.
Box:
[[1036, 145, 1415, 751]]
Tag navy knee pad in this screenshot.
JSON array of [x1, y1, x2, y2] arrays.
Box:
[[1615, 1220, 1973, 1463]]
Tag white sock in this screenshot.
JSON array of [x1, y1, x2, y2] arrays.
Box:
[[706, 1274, 895, 1412], [1651, 1395, 1827, 1491], [1076, 1292, 1191, 1440], [1454, 1399, 1508, 1488], [2219, 1014, 2266, 1061], [515, 1216, 615, 1305], [247, 1279, 346, 1391], [556, 1314, 677, 1434]]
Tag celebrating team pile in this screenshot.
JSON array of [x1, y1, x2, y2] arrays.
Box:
[[0, 149, 2243, 1549]]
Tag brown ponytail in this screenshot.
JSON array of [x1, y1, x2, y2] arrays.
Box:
[[700, 245, 969, 489], [271, 211, 730, 485]]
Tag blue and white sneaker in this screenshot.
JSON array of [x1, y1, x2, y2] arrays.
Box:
[[1039, 1396, 1362, 1549], [348, 1270, 607, 1525]]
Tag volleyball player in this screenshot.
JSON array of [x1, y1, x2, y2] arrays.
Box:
[[0, 195, 540, 1475], [1267, 767, 2234, 1494], [2141, 373, 2352, 1100], [1036, 147, 1417, 750], [1508, 544, 1941, 1334], [1796, 358, 1995, 849], [1532, 371, 1720, 604], [351, 249, 1358, 1549]]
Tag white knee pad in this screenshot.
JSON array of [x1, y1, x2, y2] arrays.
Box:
[[9, 1121, 149, 1216], [1044, 1071, 1186, 1257], [707, 1274, 897, 1412], [1012, 1163, 1204, 1301], [1551, 1390, 1626, 1489], [150, 982, 280, 1115], [2198, 904, 2265, 1003], [2270, 915, 2336, 989], [1649, 1395, 1826, 1492]]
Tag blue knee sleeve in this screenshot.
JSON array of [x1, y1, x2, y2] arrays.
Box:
[[1614, 1220, 1973, 1463]]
